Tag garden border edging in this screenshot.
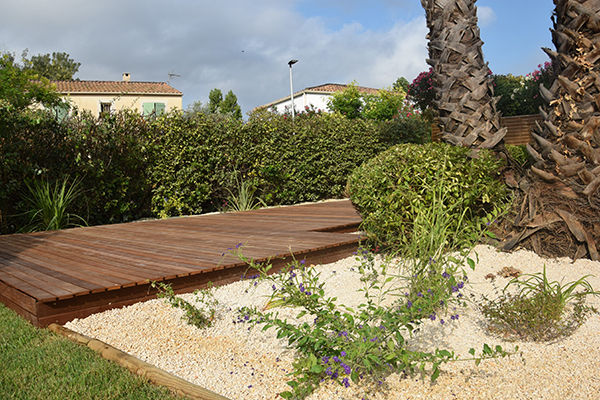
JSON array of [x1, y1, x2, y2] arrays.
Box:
[[47, 323, 232, 400]]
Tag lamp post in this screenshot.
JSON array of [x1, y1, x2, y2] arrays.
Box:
[[288, 59, 298, 118]]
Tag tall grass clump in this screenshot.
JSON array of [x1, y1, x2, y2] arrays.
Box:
[[19, 177, 87, 232], [480, 266, 600, 341]]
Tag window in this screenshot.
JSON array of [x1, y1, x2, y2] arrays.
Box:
[[143, 102, 166, 117], [100, 102, 112, 117]]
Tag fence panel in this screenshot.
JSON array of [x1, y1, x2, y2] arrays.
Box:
[[431, 114, 542, 145]]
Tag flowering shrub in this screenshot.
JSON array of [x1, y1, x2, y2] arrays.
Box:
[[406, 68, 438, 122], [491, 61, 554, 116], [227, 204, 512, 399], [408, 62, 555, 119]]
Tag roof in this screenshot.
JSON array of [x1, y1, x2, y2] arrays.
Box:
[[260, 83, 381, 109], [51, 80, 182, 95], [303, 83, 380, 95]]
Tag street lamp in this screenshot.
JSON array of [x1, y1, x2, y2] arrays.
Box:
[[288, 59, 298, 118]]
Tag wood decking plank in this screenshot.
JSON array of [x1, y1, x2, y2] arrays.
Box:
[[0, 200, 362, 326]]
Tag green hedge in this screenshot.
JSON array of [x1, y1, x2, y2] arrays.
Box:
[[0, 107, 431, 233]]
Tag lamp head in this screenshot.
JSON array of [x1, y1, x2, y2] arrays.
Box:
[[288, 59, 298, 66]]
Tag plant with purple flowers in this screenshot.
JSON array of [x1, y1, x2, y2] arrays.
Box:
[[227, 239, 513, 399]]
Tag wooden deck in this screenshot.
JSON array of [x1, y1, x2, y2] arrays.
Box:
[[0, 200, 362, 327]]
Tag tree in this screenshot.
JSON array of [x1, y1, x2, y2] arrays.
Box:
[[327, 81, 364, 119], [393, 77, 410, 93], [0, 52, 64, 111], [327, 81, 406, 121], [208, 88, 223, 114], [221, 90, 242, 120], [184, 100, 209, 118], [362, 88, 406, 121], [421, 0, 505, 149], [24, 50, 81, 81], [206, 88, 243, 120], [509, 0, 600, 260], [407, 68, 439, 122]]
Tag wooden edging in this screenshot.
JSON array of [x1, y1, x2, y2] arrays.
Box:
[[47, 323, 232, 400]]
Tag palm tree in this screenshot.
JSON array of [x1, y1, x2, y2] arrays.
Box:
[[420, 0, 506, 149], [521, 0, 600, 260], [420, 0, 599, 260]]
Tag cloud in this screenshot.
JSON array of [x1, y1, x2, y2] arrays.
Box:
[[477, 6, 497, 28], [0, 0, 429, 114]]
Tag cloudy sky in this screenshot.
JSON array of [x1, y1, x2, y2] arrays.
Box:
[[1, 0, 555, 114]]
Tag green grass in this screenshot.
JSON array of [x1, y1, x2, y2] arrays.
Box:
[[0, 303, 180, 400]]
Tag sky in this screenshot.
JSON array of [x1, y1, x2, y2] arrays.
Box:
[[1, 0, 556, 115]]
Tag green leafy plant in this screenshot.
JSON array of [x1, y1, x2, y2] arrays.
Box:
[[347, 142, 510, 252], [223, 171, 267, 212], [20, 177, 87, 232], [506, 144, 530, 167], [150, 281, 219, 329], [480, 266, 600, 342]]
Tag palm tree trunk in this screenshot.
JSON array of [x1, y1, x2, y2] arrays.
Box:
[[421, 0, 506, 149]]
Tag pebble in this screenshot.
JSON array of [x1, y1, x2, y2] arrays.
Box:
[[66, 244, 600, 399]]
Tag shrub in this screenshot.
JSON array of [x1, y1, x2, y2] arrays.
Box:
[[347, 142, 510, 251], [147, 111, 224, 218], [379, 101, 431, 145], [480, 266, 599, 342]]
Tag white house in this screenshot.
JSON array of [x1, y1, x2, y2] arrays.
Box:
[[261, 83, 380, 114]]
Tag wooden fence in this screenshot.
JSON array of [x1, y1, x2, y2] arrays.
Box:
[[431, 114, 542, 145]]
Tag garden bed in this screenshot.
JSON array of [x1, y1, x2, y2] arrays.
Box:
[[65, 245, 600, 399]]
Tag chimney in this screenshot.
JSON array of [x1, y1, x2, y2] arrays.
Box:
[[122, 73, 131, 82]]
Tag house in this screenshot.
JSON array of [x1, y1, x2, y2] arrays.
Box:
[[52, 73, 183, 117], [262, 83, 380, 114]]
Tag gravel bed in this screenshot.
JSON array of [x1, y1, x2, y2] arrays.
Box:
[[66, 245, 600, 399]]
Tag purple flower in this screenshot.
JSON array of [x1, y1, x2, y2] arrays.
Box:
[[417, 292, 423, 297], [340, 351, 347, 357], [458, 281, 464, 289], [333, 356, 340, 363], [442, 271, 450, 279], [322, 356, 329, 364], [300, 259, 305, 265], [406, 301, 413, 309], [342, 377, 350, 387]]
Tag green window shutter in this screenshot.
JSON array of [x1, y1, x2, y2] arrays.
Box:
[[53, 104, 69, 122], [142, 103, 154, 116], [155, 103, 166, 115]]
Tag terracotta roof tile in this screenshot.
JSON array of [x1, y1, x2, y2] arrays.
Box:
[[304, 83, 380, 95], [51, 80, 182, 95]]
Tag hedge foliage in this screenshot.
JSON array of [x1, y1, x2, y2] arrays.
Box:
[[347, 142, 510, 250], [0, 106, 431, 233]]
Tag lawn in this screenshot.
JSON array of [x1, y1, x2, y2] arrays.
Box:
[[0, 303, 180, 400]]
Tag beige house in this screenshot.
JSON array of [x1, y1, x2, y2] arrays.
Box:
[[53, 73, 183, 117]]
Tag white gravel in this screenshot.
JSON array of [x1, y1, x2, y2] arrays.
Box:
[[66, 244, 600, 399]]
